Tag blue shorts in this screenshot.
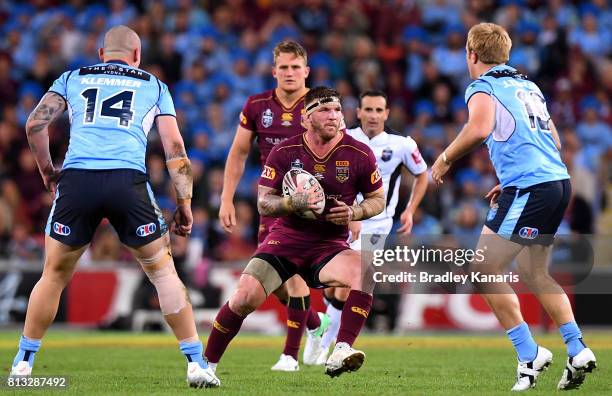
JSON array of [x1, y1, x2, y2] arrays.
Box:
[[485, 179, 571, 246], [46, 169, 168, 248]]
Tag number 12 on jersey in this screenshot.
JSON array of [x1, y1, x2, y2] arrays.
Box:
[[81, 88, 134, 127]]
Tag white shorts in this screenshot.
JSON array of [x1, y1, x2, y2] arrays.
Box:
[[349, 218, 393, 251]]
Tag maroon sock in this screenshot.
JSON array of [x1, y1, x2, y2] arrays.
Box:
[[283, 296, 309, 359], [306, 307, 321, 330], [336, 290, 373, 346], [204, 302, 245, 363]]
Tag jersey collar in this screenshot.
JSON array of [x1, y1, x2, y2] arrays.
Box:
[[106, 60, 129, 66], [356, 126, 388, 143]]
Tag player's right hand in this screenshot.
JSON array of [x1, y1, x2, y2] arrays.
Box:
[[41, 165, 61, 195], [485, 184, 502, 207], [219, 200, 236, 233], [348, 221, 361, 242], [172, 203, 193, 237], [289, 191, 324, 212]]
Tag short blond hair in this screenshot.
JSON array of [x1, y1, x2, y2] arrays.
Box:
[[467, 23, 512, 65], [273, 40, 307, 65]]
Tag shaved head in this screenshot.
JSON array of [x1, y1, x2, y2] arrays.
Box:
[[100, 25, 141, 66]]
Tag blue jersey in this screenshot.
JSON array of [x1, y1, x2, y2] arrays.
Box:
[[48, 61, 176, 172], [465, 64, 569, 189]]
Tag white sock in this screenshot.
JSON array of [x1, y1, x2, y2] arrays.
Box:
[[209, 362, 217, 373], [321, 304, 342, 350]]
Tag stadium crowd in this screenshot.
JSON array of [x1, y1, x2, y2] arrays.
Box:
[[0, 0, 610, 267]]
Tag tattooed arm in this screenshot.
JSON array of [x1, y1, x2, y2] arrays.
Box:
[[257, 185, 321, 217], [156, 115, 193, 236], [25, 92, 66, 193]]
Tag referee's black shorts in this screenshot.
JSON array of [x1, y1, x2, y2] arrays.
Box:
[[46, 169, 168, 248]]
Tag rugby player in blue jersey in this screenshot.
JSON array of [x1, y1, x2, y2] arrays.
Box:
[[431, 22, 596, 391], [8, 25, 219, 388]]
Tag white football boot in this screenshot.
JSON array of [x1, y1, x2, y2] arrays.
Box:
[[324, 342, 365, 378], [511, 346, 553, 391], [187, 362, 221, 388], [271, 354, 299, 371], [9, 361, 32, 376], [557, 348, 597, 390], [315, 345, 331, 366], [303, 313, 331, 365]]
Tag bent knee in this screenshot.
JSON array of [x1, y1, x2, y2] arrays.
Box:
[[229, 281, 266, 316]]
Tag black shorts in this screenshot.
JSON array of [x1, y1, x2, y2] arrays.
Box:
[[46, 169, 168, 248], [485, 179, 571, 246]]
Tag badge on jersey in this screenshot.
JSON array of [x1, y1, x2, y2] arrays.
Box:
[[381, 147, 393, 162], [335, 161, 350, 183], [262, 108, 274, 128], [291, 159, 304, 169], [411, 148, 423, 164]]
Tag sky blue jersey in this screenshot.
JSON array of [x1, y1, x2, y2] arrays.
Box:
[[465, 64, 570, 189], [48, 61, 176, 172]]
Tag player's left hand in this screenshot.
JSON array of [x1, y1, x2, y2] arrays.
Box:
[[326, 198, 352, 225], [431, 154, 451, 185], [172, 203, 193, 237], [397, 209, 414, 234]]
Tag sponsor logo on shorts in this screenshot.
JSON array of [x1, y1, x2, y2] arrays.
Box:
[[262, 165, 276, 180], [136, 223, 157, 237], [519, 226, 539, 240], [53, 222, 71, 236], [267, 240, 280, 245], [213, 321, 229, 333], [371, 168, 382, 184], [351, 306, 368, 318], [487, 206, 498, 222], [287, 320, 300, 329]]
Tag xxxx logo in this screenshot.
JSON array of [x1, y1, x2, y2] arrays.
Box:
[[351, 306, 368, 318]]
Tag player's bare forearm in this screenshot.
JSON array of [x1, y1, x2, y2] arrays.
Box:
[[405, 171, 428, 214], [257, 185, 292, 217], [350, 187, 385, 220], [221, 126, 255, 203], [166, 157, 192, 204], [444, 123, 488, 163], [156, 115, 193, 204], [444, 93, 494, 163], [25, 92, 65, 175], [257, 185, 316, 217]]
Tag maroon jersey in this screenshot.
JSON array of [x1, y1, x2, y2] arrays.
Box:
[[239, 89, 307, 166], [259, 132, 383, 243]]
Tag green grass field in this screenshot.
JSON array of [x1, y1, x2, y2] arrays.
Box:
[[0, 330, 610, 395]]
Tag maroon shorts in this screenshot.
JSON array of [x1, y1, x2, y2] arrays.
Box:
[[254, 228, 350, 288], [257, 215, 277, 245]]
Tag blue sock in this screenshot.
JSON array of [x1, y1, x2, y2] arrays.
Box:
[[13, 335, 41, 367], [507, 322, 538, 362], [559, 321, 586, 357], [179, 340, 208, 369]]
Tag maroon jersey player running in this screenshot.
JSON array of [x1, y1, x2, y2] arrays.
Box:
[[205, 87, 385, 380], [217, 41, 326, 370]]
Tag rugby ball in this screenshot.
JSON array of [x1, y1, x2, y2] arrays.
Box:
[[282, 168, 325, 219]]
